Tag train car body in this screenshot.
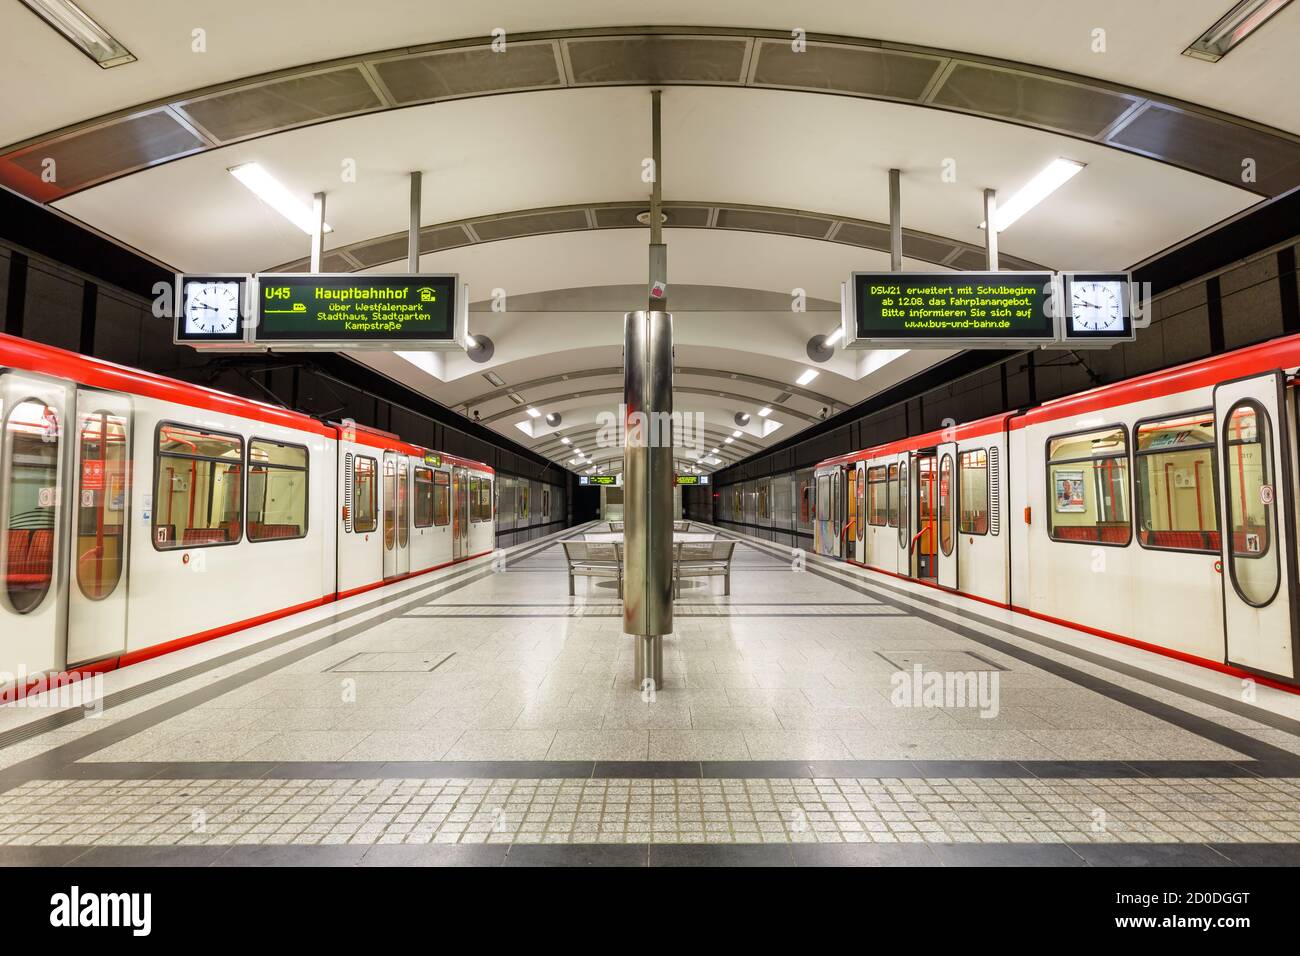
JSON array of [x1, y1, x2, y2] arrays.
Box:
[[0, 334, 563, 691], [805, 334, 1300, 689]]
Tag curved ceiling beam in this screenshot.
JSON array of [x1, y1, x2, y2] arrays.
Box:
[[480, 385, 822, 426], [262, 199, 1045, 274], [457, 363, 841, 413], [533, 423, 767, 460], [3, 26, 1297, 203]]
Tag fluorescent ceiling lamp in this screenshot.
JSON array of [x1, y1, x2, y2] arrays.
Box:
[[711, 448, 719, 454], [525, 407, 540, 418], [1184, 0, 1294, 61], [560, 437, 570, 445], [824, 327, 845, 347], [20, 0, 135, 68], [980, 158, 1085, 232], [757, 407, 772, 418], [228, 163, 333, 235], [483, 371, 505, 387], [724, 437, 734, 444], [795, 368, 819, 386]]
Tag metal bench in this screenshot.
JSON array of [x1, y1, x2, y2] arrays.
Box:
[[608, 521, 625, 533], [673, 521, 691, 533], [673, 539, 736, 597], [561, 539, 623, 598]]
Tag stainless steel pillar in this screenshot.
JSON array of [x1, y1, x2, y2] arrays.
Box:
[[407, 171, 422, 273], [888, 169, 902, 272], [310, 192, 326, 273], [983, 188, 999, 271], [624, 309, 674, 689]]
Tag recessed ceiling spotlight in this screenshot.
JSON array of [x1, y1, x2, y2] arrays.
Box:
[[636, 210, 668, 225], [229, 163, 333, 235], [560, 437, 571, 445], [1184, 0, 1295, 61], [731, 430, 742, 438], [724, 437, 734, 444], [20, 0, 135, 68], [980, 158, 1085, 233]]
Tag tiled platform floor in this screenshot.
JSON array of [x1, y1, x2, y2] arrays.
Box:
[[1, 527, 1298, 865]]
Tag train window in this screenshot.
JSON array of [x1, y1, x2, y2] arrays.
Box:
[[483, 479, 494, 521], [352, 456, 377, 533], [76, 410, 128, 601], [4, 398, 60, 613], [886, 463, 899, 527], [433, 470, 450, 526], [397, 464, 409, 548], [247, 439, 307, 543], [1046, 425, 1130, 546], [867, 466, 888, 526], [382, 457, 396, 551], [897, 459, 909, 548], [1223, 402, 1280, 607], [470, 478, 492, 522], [939, 453, 954, 556], [1134, 412, 1218, 553], [959, 449, 989, 535], [846, 470, 858, 538], [816, 475, 829, 521], [414, 468, 434, 528], [153, 423, 243, 550], [855, 468, 865, 541]]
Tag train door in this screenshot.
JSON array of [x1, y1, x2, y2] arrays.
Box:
[[0, 372, 71, 676], [66, 392, 133, 666], [916, 453, 937, 581], [853, 462, 866, 563], [894, 453, 912, 575], [936, 442, 958, 590], [452, 466, 468, 560], [382, 452, 410, 579], [1213, 373, 1297, 680]]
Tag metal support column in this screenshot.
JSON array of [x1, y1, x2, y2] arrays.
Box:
[[983, 188, 999, 271], [310, 192, 327, 273], [625, 88, 672, 690], [888, 169, 902, 272], [624, 309, 674, 689], [407, 171, 422, 273]]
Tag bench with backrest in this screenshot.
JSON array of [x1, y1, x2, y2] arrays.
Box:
[[673, 539, 736, 597], [561, 539, 623, 598]]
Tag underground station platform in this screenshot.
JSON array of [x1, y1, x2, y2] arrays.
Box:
[[1, 0, 1299, 936]]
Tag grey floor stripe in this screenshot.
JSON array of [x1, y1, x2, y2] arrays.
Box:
[[712, 528, 1300, 764], [10, 757, 1298, 781], [1, 841, 1295, 868]]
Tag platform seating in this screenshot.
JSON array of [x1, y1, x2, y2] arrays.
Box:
[[562, 540, 623, 598], [673, 539, 736, 597]]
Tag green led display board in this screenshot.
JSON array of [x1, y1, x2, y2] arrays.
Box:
[[254, 274, 457, 345], [850, 272, 1058, 347], [675, 475, 710, 486], [581, 475, 619, 486]]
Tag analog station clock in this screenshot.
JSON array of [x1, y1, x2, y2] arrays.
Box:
[[1060, 273, 1133, 343], [174, 274, 250, 344]]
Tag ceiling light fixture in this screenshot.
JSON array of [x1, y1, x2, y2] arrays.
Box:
[[525, 407, 541, 419], [483, 371, 506, 387], [731, 430, 742, 438], [795, 368, 819, 386], [20, 0, 135, 68], [1184, 0, 1295, 61], [229, 163, 333, 235], [980, 158, 1085, 232], [724, 437, 734, 444], [824, 327, 845, 347], [757, 407, 772, 418], [560, 437, 571, 445]]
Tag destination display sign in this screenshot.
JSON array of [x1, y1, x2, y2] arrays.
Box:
[[675, 475, 710, 485], [848, 272, 1058, 347], [254, 274, 458, 345], [580, 475, 619, 486]]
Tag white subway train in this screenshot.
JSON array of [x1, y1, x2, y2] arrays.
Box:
[[728, 334, 1300, 692], [0, 333, 564, 694]]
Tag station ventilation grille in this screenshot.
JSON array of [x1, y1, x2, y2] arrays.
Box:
[[749, 39, 943, 100], [371, 41, 563, 104], [564, 35, 752, 85]]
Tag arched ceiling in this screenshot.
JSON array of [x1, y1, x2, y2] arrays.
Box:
[[2, 2, 1294, 475]]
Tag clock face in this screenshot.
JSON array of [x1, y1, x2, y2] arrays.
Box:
[[1069, 280, 1126, 333], [183, 280, 242, 336]]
